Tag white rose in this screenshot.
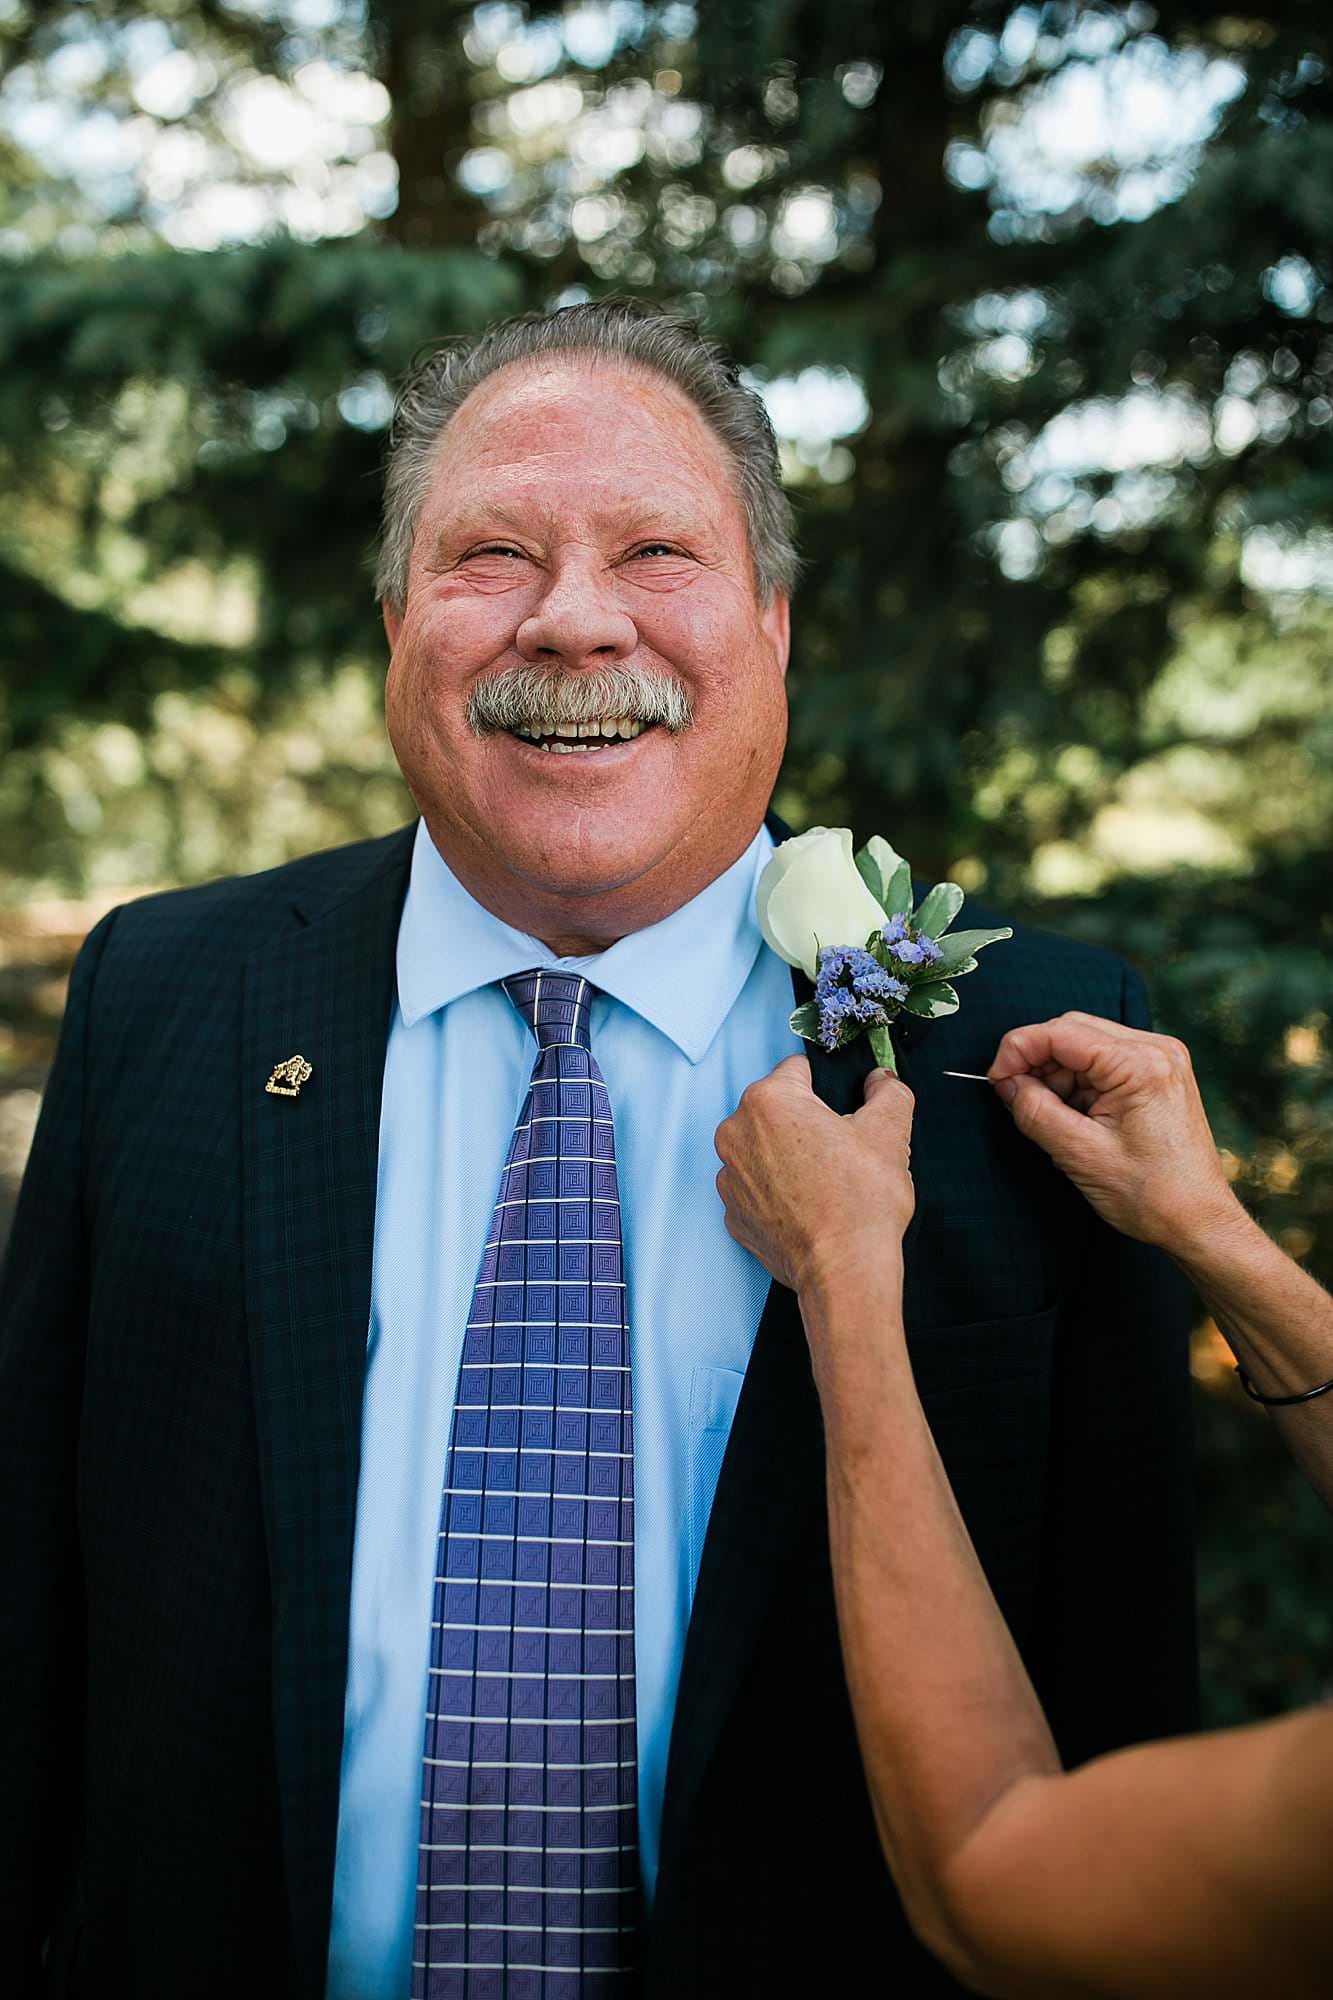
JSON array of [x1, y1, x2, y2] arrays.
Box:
[[756, 826, 888, 980]]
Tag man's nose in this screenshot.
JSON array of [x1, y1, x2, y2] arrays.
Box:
[[515, 554, 637, 668]]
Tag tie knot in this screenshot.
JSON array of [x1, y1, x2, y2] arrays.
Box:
[[502, 969, 594, 1052]]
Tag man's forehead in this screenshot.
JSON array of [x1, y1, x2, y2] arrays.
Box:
[[435, 461, 724, 535], [430, 357, 742, 532], [442, 355, 730, 476]]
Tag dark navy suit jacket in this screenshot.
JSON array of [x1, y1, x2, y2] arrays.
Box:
[[0, 816, 1197, 1996]]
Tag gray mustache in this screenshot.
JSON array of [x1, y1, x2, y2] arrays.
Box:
[[467, 663, 693, 736]]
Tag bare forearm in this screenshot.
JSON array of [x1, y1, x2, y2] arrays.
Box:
[[943, 1709, 1333, 1999], [802, 1252, 1333, 2000], [799, 1254, 1059, 1975], [1172, 1200, 1333, 1509]]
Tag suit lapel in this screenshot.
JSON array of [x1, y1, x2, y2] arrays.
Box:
[[654, 853, 937, 1914], [654, 962, 877, 1903], [652, 1264, 819, 1905], [242, 832, 412, 1999]]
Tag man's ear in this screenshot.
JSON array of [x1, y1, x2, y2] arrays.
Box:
[[382, 598, 403, 651], [762, 591, 791, 676]]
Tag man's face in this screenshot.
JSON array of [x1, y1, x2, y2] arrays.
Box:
[[383, 357, 790, 936]]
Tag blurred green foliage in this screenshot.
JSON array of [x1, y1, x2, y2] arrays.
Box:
[[0, 0, 1330, 1724], [1193, 1374, 1332, 1724]]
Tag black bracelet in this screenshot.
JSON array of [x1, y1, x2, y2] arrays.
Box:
[[1237, 1365, 1333, 1407]]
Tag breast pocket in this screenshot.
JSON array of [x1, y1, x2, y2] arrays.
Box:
[[907, 1298, 1060, 1400], [687, 1363, 746, 1599]]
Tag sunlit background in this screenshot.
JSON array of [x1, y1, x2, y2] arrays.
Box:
[[1, 0, 1330, 1723]]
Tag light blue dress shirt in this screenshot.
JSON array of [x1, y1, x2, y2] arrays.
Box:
[[326, 818, 800, 1999]]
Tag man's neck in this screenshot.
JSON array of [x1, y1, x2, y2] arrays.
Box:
[[537, 925, 624, 958], [422, 813, 766, 958]]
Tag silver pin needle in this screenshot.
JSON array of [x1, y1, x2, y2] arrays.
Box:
[[941, 1070, 994, 1082]]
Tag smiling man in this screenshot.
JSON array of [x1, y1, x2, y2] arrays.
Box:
[[1, 301, 1198, 2000], [379, 325, 789, 949]]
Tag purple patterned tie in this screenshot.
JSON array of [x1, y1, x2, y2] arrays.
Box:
[[413, 970, 639, 1998]]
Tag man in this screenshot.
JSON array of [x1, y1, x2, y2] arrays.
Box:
[[0, 299, 1197, 1999]]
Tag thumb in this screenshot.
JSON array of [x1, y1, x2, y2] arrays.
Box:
[[859, 1066, 915, 1129], [1001, 1072, 1105, 1169]]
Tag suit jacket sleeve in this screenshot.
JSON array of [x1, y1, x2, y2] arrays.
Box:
[[0, 909, 119, 1991], [1030, 959, 1200, 1762]]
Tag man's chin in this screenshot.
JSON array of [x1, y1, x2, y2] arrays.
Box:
[[506, 838, 672, 906], [484, 753, 680, 880]]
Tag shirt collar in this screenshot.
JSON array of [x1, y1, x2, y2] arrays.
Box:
[[396, 817, 777, 1065]]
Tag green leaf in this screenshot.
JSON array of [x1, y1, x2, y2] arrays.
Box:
[[865, 834, 913, 918], [902, 981, 960, 1019], [867, 1024, 897, 1073], [913, 882, 965, 938], [854, 843, 886, 905], [789, 1001, 821, 1041], [885, 861, 914, 919], [931, 925, 1013, 977]]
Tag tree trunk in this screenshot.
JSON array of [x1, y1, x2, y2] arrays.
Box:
[[373, 0, 487, 249]]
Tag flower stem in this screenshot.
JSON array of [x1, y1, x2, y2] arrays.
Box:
[[868, 1024, 897, 1074]]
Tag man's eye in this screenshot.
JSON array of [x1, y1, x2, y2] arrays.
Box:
[[469, 544, 526, 559], [631, 543, 687, 559]]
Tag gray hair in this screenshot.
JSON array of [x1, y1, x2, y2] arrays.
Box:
[[375, 296, 799, 610], [467, 660, 692, 737]]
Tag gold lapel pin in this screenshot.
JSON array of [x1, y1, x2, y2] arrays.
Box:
[[265, 1054, 314, 1098]]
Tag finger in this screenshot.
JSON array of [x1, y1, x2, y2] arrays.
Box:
[[770, 1052, 815, 1090], [1000, 1072, 1115, 1165], [989, 1016, 1114, 1081], [988, 1014, 1150, 1085], [1058, 1011, 1145, 1042], [1029, 1062, 1081, 1103], [862, 1066, 914, 1106], [858, 1067, 915, 1130]]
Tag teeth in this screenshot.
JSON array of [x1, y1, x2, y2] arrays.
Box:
[[512, 717, 650, 747]]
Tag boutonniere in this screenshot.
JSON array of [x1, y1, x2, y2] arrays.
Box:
[[757, 828, 1012, 1075]]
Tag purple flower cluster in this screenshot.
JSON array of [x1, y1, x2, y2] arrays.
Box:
[[814, 945, 909, 1052], [884, 921, 944, 969]]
